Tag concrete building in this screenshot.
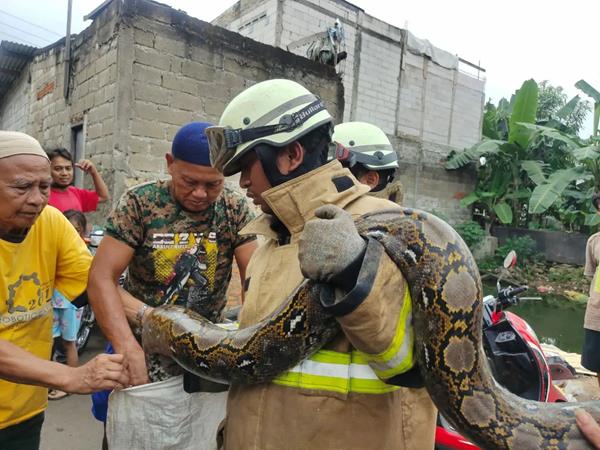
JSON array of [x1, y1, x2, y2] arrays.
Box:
[[214, 0, 486, 221], [0, 0, 343, 221]]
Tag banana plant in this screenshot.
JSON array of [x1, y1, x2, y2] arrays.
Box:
[[528, 167, 588, 214], [575, 79, 600, 136], [447, 79, 590, 228], [447, 80, 540, 226]]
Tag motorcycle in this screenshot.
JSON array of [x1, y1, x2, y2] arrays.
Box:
[[435, 250, 573, 449], [52, 229, 105, 362]]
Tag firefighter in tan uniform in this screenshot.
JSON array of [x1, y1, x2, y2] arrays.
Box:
[[332, 121, 404, 205], [206, 79, 436, 450]]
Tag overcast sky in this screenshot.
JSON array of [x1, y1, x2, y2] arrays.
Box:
[[2, 0, 598, 135]]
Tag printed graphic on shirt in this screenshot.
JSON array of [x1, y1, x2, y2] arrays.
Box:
[[1, 273, 53, 327], [105, 180, 256, 381], [151, 231, 219, 312]]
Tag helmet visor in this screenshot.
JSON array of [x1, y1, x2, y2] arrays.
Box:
[[206, 126, 238, 173], [206, 99, 328, 173]]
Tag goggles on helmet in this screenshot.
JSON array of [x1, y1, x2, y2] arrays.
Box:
[[332, 142, 397, 169], [330, 142, 356, 167], [206, 99, 326, 172]]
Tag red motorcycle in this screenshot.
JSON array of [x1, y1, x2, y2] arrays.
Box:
[[435, 251, 573, 450]]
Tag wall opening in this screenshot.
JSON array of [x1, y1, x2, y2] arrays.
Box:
[[71, 123, 84, 187]]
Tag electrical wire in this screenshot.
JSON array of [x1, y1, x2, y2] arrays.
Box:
[[0, 30, 40, 47], [0, 21, 54, 45], [0, 8, 62, 37]]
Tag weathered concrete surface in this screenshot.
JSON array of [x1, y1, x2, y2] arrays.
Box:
[[214, 0, 487, 222], [0, 0, 344, 225]]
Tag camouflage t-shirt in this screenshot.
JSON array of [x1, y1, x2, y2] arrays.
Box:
[[106, 179, 255, 380]]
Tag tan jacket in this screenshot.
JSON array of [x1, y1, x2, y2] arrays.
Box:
[[585, 232, 600, 331], [223, 161, 436, 450], [370, 179, 404, 206]]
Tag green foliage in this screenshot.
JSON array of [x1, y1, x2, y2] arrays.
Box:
[[454, 221, 486, 251], [528, 168, 587, 214], [446, 78, 597, 232], [576, 79, 600, 136], [497, 236, 539, 262], [509, 79, 539, 148], [537, 81, 591, 134], [479, 236, 541, 271], [482, 101, 500, 139]]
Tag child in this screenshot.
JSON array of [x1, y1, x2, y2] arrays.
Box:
[[48, 210, 88, 400]]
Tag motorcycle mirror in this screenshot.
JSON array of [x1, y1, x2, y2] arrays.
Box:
[[503, 250, 517, 270], [89, 229, 105, 248]]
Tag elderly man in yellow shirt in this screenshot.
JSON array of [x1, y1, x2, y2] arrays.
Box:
[[0, 131, 128, 450]]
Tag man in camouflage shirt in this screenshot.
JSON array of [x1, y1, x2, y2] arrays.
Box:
[[88, 122, 257, 384]]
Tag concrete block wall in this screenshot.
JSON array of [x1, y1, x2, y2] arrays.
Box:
[[0, 69, 30, 131], [0, 0, 343, 224], [353, 31, 400, 134], [451, 72, 485, 150], [0, 1, 121, 224], [111, 0, 343, 199], [224, 0, 278, 45], [279, 0, 357, 123], [213, 0, 486, 222]]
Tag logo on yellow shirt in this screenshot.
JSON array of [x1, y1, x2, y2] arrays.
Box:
[[1, 273, 52, 327]]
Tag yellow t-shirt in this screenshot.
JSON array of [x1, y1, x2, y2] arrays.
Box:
[[0, 206, 92, 429]]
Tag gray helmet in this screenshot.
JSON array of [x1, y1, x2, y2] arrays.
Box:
[[332, 121, 399, 170], [207, 79, 333, 176]]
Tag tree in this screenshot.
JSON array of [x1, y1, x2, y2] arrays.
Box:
[[446, 80, 585, 229], [537, 81, 590, 134]]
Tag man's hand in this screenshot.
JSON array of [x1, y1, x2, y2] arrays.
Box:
[[299, 205, 366, 284], [66, 353, 129, 393], [75, 159, 97, 175], [576, 410, 600, 449], [122, 341, 150, 386]]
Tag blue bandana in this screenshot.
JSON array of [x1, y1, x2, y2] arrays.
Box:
[[171, 122, 213, 166]]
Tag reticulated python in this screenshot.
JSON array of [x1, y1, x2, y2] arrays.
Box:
[[142, 208, 600, 449]]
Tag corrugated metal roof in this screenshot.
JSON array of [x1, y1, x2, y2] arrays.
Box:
[[0, 40, 37, 99]]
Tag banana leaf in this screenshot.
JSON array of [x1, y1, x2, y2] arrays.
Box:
[[493, 202, 513, 224], [509, 79, 539, 148], [445, 139, 504, 170], [517, 123, 580, 148], [556, 95, 581, 120], [504, 189, 532, 200], [572, 145, 600, 162], [459, 192, 480, 207], [576, 80, 600, 102], [528, 168, 583, 214], [576, 80, 600, 135], [585, 213, 600, 227], [520, 160, 546, 185]]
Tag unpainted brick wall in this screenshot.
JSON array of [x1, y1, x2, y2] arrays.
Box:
[[0, 0, 121, 223], [0, 0, 344, 306], [113, 0, 343, 198]]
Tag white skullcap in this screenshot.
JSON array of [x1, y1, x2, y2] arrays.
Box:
[[0, 131, 49, 160]]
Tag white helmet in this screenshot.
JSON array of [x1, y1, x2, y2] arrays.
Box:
[[332, 121, 399, 170], [206, 79, 333, 176]]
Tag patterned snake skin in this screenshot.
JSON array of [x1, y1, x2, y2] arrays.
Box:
[[142, 208, 600, 449]]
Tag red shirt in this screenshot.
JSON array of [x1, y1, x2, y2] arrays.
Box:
[[48, 186, 100, 213]]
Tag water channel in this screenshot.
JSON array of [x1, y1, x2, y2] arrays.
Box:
[[483, 282, 586, 353]]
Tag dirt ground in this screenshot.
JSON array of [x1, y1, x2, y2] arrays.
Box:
[[541, 343, 600, 402], [561, 374, 600, 402]]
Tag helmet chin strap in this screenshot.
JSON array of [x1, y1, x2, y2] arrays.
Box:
[[254, 143, 325, 187]]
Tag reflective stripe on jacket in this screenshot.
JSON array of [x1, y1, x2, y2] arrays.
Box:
[[273, 285, 413, 392]]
